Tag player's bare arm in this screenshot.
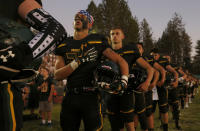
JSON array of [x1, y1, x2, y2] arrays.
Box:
[[103, 48, 129, 76], [166, 65, 179, 88], [136, 57, 154, 91], [149, 69, 160, 90], [153, 62, 166, 86], [54, 56, 74, 80]]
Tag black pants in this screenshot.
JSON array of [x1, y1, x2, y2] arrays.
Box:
[[106, 92, 135, 131], [145, 91, 153, 117], [134, 92, 148, 130], [60, 93, 103, 131], [0, 83, 23, 131], [152, 86, 169, 113], [168, 88, 180, 120]]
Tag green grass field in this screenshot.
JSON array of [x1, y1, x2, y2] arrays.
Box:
[[22, 92, 200, 131]]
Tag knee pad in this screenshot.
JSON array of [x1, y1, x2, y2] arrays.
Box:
[[120, 110, 134, 123], [159, 104, 169, 113]]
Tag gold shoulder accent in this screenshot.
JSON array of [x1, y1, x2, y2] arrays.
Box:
[[88, 41, 102, 44], [57, 43, 66, 48], [147, 59, 153, 62], [123, 51, 135, 54]]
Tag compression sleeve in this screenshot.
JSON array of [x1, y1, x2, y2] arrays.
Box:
[[25, 8, 67, 59]]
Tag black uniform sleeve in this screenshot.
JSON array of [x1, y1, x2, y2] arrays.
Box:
[[158, 57, 170, 68], [129, 44, 141, 60], [88, 34, 111, 56], [144, 55, 155, 66], [101, 35, 111, 50], [55, 37, 71, 56]]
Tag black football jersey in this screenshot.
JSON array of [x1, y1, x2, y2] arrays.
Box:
[[128, 54, 155, 88], [114, 44, 141, 69], [156, 56, 175, 85], [171, 63, 183, 78], [143, 55, 155, 66], [55, 34, 110, 88], [114, 44, 143, 89], [156, 56, 170, 70], [171, 63, 179, 71]]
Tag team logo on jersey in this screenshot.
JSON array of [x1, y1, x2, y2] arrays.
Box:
[[65, 43, 88, 60], [0, 51, 15, 62]]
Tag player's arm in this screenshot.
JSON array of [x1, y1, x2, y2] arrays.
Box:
[[54, 47, 98, 80], [166, 65, 179, 88], [18, 0, 66, 59], [178, 69, 187, 79], [136, 57, 154, 91], [153, 62, 166, 87], [149, 69, 160, 90], [103, 48, 129, 87], [54, 56, 74, 81], [103, 48, 128, 76]]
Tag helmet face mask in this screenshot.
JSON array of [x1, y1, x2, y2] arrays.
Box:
[[94, 60, 121, 94]]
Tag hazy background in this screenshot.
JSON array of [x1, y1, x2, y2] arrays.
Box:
[[43, 0, 200, 56]]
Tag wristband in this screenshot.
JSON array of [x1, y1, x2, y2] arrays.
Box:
[[121, 75, 128, 85], [70, 60, 79, 71]]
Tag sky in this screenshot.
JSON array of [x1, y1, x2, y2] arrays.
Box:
[[43, 0, 200, 56]]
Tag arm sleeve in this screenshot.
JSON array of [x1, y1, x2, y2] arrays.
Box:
[[25, 8, 67, 59]]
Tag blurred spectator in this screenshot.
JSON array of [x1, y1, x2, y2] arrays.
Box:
[[38, 67, 55, 127]]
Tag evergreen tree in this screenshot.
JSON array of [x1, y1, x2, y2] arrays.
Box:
[[157, 13, 192, 66], [86, 0, 99, 33], [140, 18, 154, 54], [181, 30, 192, 68], [87, 0, 139, 43], [192, 40, 200, 74]]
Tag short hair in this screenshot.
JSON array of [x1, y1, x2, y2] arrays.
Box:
[[110, 26, 124, 33], [137, 42, 144, 47]]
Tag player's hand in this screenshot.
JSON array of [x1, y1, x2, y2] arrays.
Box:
[[149, 82, 156, 90], [171, 81, 178, 88], [109, 81, 127, 94], [157, 79, 165, 87], [76, 47, 98, 65], [137, 81, 150, 92]]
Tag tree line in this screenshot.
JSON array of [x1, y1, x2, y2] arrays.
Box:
[[86, 0, 200, 75]]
